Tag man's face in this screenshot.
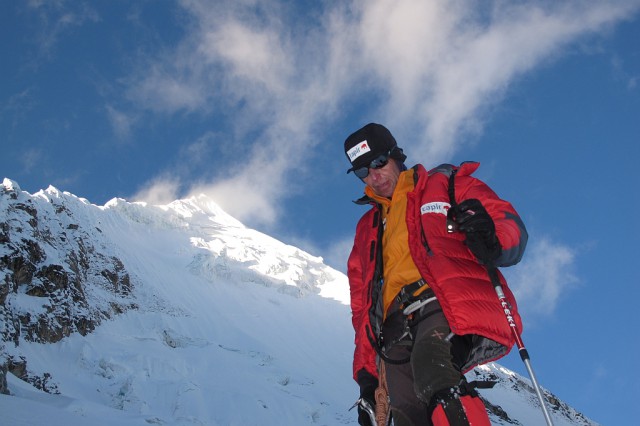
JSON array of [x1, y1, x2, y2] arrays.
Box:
[[362, 159, 401, 198]]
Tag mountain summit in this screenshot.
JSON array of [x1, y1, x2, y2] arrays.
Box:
[[0, 179, 596, 425]]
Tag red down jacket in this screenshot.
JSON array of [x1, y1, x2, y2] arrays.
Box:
[[347, 162, 527, 381]]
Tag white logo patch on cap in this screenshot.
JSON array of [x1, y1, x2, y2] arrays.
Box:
[[347, 140, 371, 162]]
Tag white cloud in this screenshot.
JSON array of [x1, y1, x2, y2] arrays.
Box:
[[201, 21, 293, 90], [132, 176, 181, 206], [503, 236, 578, 320], [127, 66, 210, 114], [125, 0, 640, 227], [349, 0, 640, 161], [106, 105, 135, 140], [189, 175, 281, 226]]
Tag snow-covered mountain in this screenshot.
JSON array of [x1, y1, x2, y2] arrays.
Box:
[[0, 178, 596, 426]]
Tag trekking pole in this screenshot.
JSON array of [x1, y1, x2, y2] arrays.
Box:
[[486, 265, 555, 426]]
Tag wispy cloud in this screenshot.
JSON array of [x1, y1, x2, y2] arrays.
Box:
[[105, 105, 136, 141], [126, 0, 639, 228], [0, 88, 38, 128], [21, 148, 44, 173], [611, 54, 640, 89], [132, 175, 181, 206], [26, 0, 100, 58], [349, 1, 640, 160], [503, 236, 579, 321]]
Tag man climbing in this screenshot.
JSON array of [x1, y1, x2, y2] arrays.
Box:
[[345, 123, 527, 425]]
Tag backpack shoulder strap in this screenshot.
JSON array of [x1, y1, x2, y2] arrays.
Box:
[[446, 168, 459, 232]]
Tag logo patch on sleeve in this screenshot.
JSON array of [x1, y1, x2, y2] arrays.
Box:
[[347, 140, 371, 162], [421, 202, 451, 216]]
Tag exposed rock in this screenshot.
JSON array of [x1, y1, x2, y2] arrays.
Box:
[[1, 182, 137, 392], [0, 361, 7, 395]]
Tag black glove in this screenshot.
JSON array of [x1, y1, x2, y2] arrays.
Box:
[[356, 369, 378, 426], [453, 199, 502, 265]]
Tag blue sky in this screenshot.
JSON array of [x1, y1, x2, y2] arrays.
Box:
[[1, 1, 639, 424]]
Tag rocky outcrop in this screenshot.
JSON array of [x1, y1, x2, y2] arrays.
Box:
[[0, 180, 135, 392]]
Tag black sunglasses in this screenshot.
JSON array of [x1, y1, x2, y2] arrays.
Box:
[[352, 151, 391, 179]]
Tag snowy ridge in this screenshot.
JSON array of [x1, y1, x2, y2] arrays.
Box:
[[0, 179, 597, 425], [468, 365, 596, 425]]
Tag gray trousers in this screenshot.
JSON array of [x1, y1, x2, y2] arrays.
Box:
[[382, 300, 465, 426]]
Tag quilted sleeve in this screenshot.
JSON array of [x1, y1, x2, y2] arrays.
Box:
[[455, 165, 528, 267]]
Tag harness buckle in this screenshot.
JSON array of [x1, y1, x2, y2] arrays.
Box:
[[396, 278, 427, 307]]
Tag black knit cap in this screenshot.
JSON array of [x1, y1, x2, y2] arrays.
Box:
[[344, 123, 406, 173]]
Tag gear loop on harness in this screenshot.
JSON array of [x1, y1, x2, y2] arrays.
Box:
[[403, 296, 437, 316]]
